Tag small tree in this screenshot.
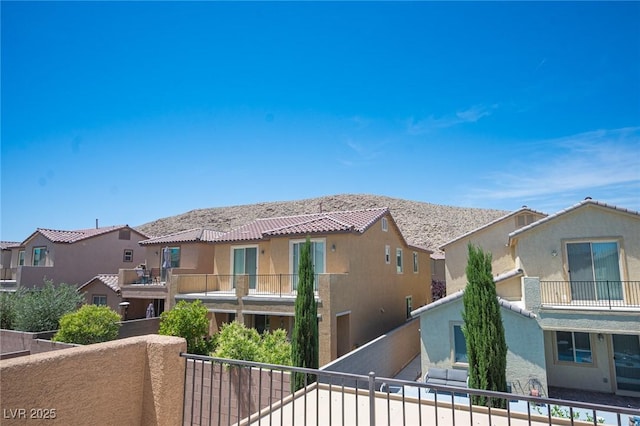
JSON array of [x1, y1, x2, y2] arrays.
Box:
[[291, 237, 319, 391], [214, 322, 292, 365], [0, 292, 16, 329], [159, 300, 212, 355], [462, 243, 508, 408], [52, 304, 120, 344], [13, 280, 83, 332]]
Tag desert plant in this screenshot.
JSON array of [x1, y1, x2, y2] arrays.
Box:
[[52, 304, 120, 344], [0, 292, 16, 329], [13, 280, 83, 332]]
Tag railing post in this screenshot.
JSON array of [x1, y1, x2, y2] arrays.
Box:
[[368, 371, 376, 426], [607, 280, 611, 309]]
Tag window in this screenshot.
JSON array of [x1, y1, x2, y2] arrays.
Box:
[[292, 239, 325, 290], [396, 248, 403, 273], [18, 250, 25, 266], [567, 241, 622, 301], [255, 315, 270, 334], [556, 331, 592, 364], [516, 213, 535, 227], [169, 247, 180, 268], [33, 247, 47, 266], [453, 324, 468, 363], [405, 296, 412, 319], [92, 295, 107, 306], [381, 217, 388, 232], [413, 252, 419, 273], [233, 246, 257, 289], [385, 245, 390, 264], [119, 229, 131, 240], [123, 249, 134, 262]]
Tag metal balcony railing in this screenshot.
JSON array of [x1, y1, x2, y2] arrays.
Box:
[[181, 354, 639, 426], [176, 274, 320, 297], [540, 281, 640, 309]]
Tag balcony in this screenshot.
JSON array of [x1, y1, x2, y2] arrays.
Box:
[[120, 268, 168, 300], [175, 274, 320, 298], [540, 281, 640, 310]]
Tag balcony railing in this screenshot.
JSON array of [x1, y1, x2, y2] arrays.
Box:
[[176, 274, 319, 297], [540, 281, 640, 309], [182, 353, 640, 426]]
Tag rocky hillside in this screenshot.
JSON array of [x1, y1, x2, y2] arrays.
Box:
[[136, 194, 509, 253]]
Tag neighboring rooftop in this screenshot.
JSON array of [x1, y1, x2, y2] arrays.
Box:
[[24, 225, 145, 244], [0, 241, 22, 250], [140, 228, 224, 245], [78, 274, 120, 293], [136, 194, 509, 253]]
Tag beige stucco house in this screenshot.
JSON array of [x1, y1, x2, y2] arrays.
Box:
[[78, 274, 122, 312], [414, 199, 640, 397], [1, 241, 21, 283], [118, 228, 223, 319], [169, 207, 431, 365], [11, 225, 148, 288]]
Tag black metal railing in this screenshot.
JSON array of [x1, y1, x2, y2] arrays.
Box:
[[181, 353, 639, 426], [540, 281, 640, 309]]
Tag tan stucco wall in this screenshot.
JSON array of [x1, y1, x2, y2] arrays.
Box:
[[514, 205, 640, 282], [207, 213, 431, 365], [0, 335, 186, 425], [444, 219, 519, 294], [17, 228, 147, 288], [80, 279, 122, 312]]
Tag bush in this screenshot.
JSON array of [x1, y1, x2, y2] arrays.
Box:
[[213, 321, 292, 365], [13, 280, 84, 332], [431, 279, 446, 301], [0, 292, 16, 329], [52, 304, 120, 344], [159, 300, 212, 355]]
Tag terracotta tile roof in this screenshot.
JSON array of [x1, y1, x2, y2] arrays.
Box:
[[26, 225, 142, 244], [140, 228, 224, 245], [78, 274, 120, 294], [216, 207, 389, 242], [509, 198, 640, 241], [440, 207, 547, 250], [411, 289, 536, 319], [0, 241, 22, 250]]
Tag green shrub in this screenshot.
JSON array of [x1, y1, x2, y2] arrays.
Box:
[[0, 292, 16, 329], [159, 300, 212, 355], [52, 304, 120, 344], [213, 321, 292, 365], [14, 280, 83, 332]]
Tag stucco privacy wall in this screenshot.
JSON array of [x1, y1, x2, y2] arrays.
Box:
[[0, 335, 186, 426], [321, 317, 421, 380], [418, 295, 547, 395]]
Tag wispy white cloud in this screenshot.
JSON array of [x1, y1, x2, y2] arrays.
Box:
[[466, 127, 640, 212], [407, 104, 497, 135], [338, 139, 386, 167]]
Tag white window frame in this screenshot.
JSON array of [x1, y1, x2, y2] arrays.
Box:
[[385, 245, 390, 264], [413, 252, 419, 273], [17, 250, 25, 266], [123, 249, 134, 262], [555, 331, 593, 364], [168, 247, 181, 268], [452, 323, 468, 365], [33, 247, 47, 266], [92, 295, 107, 306], [396, 248, 403, 273], [289, 238, 326, 275], [381, 217, 388, 232]]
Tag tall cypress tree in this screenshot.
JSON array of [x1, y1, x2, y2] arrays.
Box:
[[462, 243, 508, 407], [291, 237, 319, 391]]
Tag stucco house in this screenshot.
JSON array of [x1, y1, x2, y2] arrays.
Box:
[[78, 274, 122, 312], [413, 199, 640, 397], [12, 225, 149, 289], [118, 228, 223, 319], [0, 241, 21, 284], [171, 207, 432, 365]]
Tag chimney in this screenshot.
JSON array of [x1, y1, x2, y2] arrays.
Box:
[[96, 219, 99, 229]]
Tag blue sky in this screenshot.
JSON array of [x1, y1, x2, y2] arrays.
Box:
[[2, 1, 639, 242]]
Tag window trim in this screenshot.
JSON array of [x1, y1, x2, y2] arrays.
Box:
[[289, 238, 326, 275], [413, 252, 419, 274], [405, 295, 413, 319], [452, 323, 469, 366], [92, 294, 107, 306], [168, 246, 181, 268], [381, 217, 388, 232], [33, 246, 47, 266], [17, 250, 25, 266], [555, 331, 594, 365], [385, 245, 391, 264], [123, 249, 134, 262], [396, 248, 403, 273]]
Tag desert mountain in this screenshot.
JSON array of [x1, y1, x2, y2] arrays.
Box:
[[136, 194, 509, 254]]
